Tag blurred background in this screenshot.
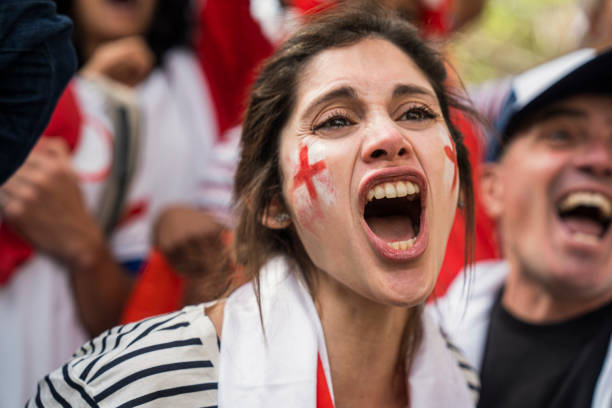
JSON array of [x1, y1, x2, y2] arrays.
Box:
[[450, 0, 586, 84]]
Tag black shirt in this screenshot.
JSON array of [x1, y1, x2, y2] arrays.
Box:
[[477, 290, 612, 408]]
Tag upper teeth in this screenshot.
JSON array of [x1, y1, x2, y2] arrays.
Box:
[[367, 181, 419, 202], [559, 191, 612, 218]]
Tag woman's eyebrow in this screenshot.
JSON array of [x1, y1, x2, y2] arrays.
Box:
[[301, 84, 436, 120], [392, 84, 436, 100], [302, 86, 358, 119]]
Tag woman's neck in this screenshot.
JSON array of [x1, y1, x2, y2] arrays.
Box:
[[315, 274, 413, 408]]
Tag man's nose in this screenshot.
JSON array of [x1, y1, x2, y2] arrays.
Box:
[[574, 138, 612, 178]]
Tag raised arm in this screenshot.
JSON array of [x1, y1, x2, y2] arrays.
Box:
[[1, 138, 133, 336]]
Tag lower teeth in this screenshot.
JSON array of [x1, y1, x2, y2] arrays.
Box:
[[387, 238, 416, 250], [572, 232, 599, 244]]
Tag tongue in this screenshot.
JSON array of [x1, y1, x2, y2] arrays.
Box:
[[562, 216, 604, 237], [367, 215, 415, 242]]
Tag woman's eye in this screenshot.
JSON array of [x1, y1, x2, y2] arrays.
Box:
[[399, 106, 437, 122], [313, 116, 354, 131]]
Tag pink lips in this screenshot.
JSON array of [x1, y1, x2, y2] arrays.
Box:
[[359, 167, 428, 262]]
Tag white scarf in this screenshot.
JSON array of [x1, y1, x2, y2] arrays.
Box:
[[218, 257, 475, 407]]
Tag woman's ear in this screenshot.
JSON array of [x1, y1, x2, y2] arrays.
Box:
[[261, 198, 292, 229], [480, 162, 504, 220]]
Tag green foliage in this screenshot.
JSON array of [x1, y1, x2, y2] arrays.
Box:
[[449, 0, 583, 84]]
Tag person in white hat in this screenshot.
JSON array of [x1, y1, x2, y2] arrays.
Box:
[[435, 47, 612, 408]]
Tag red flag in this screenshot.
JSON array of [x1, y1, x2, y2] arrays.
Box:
[[317, 354, 335, 408], [195, 0, 274, 139]]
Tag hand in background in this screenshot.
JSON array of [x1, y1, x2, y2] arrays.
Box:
[[1, 138, 104, 270], [81, 36, 155, 87], [154, 205, 231, 303], [1, 137, 134, 335]]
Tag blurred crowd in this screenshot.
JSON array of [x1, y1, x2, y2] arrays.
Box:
[[1, 0, 611, 407]]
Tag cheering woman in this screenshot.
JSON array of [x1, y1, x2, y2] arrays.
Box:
[[29, 2, 477, 407]]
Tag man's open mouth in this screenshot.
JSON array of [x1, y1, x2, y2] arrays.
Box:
[[363, 179, 423, 252], [557, 191, 612, 244]]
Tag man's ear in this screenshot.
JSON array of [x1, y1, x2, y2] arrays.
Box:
[[480, 162, 504, 220], [261, 198, 292, 229]]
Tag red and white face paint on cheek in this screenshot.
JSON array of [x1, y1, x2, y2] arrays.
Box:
[[438, 123, 458, 195], [289, 141, 336, 229]]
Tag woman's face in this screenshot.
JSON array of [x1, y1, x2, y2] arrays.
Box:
[[278, 37, 459, 307], [75, 0, 157, 42]]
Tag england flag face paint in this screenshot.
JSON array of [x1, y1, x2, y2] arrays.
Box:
[[289, 141, 336, 228]]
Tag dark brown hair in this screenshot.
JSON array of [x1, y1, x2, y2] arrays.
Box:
[[233, 0, 475, 368]]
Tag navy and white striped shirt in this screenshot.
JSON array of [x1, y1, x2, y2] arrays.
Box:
[[27, 305, 220, 408], [28, 304, 480, 407]]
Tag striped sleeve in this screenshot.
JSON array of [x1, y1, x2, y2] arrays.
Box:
[[26, 305, 220, 407]]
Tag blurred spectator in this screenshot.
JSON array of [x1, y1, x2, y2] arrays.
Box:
[[0, 0, 269, 405], [435, 48, 612, 408], [0, 3, 76, 405], [120, 0, 275, 322]]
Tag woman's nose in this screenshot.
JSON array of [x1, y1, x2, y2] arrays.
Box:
[[361, 120, 412, 163]]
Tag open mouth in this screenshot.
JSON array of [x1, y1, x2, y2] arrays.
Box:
[[363, 179, 422, 252], [557, 191, 611, 244]]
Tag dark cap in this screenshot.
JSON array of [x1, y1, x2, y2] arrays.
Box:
[[489, 48, 612, 160]]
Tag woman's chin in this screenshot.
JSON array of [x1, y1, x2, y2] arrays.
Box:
[[376, 271, 436, 308]]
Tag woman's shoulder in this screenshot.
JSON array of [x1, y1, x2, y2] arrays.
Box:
[[27, 305, 220, 407]]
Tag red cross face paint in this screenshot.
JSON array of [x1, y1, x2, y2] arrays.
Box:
[[294, 145, 325, 200], [292, 142, 334, 215], [278, 38, 459, 308], [289, 142, 336, 226]]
